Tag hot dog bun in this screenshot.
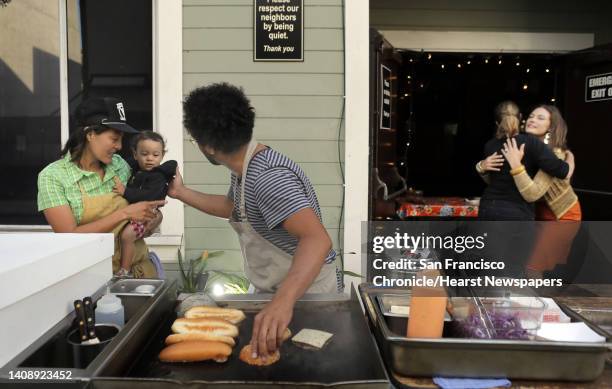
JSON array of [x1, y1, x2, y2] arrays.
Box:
[[165, 332, 236, 347], [185, 306, 246, 324], [172, 318, 239, 338], [159, 341, 232, 363], [239, 344, 280, 366]]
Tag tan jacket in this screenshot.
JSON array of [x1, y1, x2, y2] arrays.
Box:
[[512, 148, 578, 219]]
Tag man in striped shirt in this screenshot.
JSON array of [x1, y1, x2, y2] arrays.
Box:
[[168, 83, 340, 360]]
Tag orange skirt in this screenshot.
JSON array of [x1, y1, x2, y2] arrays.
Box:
[[527, 201, 581, 272]]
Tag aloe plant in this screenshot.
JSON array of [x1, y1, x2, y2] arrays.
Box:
[[206, 270, 250, 294], [177, 248, 249, 294]]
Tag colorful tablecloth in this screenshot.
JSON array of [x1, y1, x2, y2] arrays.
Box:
[[397, 197, 479, 218]]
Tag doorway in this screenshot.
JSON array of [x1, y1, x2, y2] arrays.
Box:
[[398, 51, 558, 198], [370, 29, 612, 221]]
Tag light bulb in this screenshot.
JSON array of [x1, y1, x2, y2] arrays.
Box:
[[212, 283, 225, 296]]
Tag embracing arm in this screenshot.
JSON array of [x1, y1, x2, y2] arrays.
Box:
[[476, 152, 504, 184], [532, 138, 570, 179], [512, 170, 553, 202], [501, 138, 552, 202]]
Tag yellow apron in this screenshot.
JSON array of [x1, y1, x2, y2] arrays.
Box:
[[78, 177, 157, 278]]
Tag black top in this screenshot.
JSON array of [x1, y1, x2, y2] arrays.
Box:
[[481, 133, 569, 204], [124, 159, 177, 203]]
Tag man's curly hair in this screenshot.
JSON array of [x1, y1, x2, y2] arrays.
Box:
[[183, 83, 255, 154]]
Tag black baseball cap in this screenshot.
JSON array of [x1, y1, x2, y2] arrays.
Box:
[[75, 97, 139, 134]]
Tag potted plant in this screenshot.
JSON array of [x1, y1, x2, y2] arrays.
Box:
[[177, 248, 250, 295]]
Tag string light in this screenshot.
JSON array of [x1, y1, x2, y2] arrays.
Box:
[[498, 59, 503, 65], [523, 84, 529, 90], [545, 68, 550, 73], [467, 60, 471, 65], [516, 62, 520, 66], [526, 68, 530, 73], [419, 83, 424, 88], [551, 98, 556, 102], [441, 64, 445, 69], [457, 63, 462, 68], [427, 53, 432, 60], [485, 58, 489, 64]]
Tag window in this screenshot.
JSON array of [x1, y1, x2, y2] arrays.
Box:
[[0, 0, 152, 225], [0, 1, 61, 224]]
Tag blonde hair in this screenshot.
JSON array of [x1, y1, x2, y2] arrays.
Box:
[[495, 101, 521, 139]]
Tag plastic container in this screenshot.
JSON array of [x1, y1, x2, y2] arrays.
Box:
[[406, 270, 448, 339], [95, 294, 125, 329], [450, 295, 547, 339]]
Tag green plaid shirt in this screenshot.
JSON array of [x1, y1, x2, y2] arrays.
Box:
[[37, 153, 131, 223]]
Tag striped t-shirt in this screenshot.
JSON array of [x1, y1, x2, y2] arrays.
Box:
[[228, 147, 336, 263]]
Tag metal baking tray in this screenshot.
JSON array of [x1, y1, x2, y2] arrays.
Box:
[[109, 279, 165, 296], [0, 278, 177, 383], [87, 288, 389, 388], [359, 284, 611, 381]]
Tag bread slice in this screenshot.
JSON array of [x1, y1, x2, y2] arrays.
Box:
[[291, 328, 333, 350], [184, 306, 246, 324]]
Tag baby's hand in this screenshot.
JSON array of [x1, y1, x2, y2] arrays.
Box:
[[113, 180, 126, 195]]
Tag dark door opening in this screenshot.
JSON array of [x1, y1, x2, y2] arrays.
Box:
[[370, 38, 612, 222], [397, 51, 559, 199]]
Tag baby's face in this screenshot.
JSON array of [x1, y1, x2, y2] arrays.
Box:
[[134, 139, 163, 171]]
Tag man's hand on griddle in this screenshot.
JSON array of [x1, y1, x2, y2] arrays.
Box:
[[250, 295, 294, 359]]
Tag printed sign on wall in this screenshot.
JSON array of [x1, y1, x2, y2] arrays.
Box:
[[254, 0, 303, 61], [380, 65, 392, 130], [585, 72, 612, 102]]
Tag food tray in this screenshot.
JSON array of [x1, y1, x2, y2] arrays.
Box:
[[360, 284, 611, 381], [109, 279, 165, 296]]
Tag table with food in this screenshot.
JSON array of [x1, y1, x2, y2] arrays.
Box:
[[397, 196, 480, 219], [2, 233, 611, 389]]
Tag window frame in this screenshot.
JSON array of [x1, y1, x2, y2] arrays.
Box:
[[1, 0, 184, 253]]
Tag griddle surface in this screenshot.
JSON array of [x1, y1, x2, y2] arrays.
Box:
[[127, 299, 387, 385]]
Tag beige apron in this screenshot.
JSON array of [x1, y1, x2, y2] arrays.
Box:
[[228, 140, 337, 293], [78, 176, 157, 278]]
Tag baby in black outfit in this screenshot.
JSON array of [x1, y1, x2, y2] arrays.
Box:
[[113, 131, 177, 277]]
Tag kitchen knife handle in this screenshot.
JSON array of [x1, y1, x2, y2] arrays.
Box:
[[73, 300, 88, 342], [83, 297, 97, 339]]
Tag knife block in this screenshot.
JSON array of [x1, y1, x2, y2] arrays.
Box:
[[66, 324, 120, 369]]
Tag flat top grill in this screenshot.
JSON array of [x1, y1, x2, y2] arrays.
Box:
[[124, 296, 388, 386]]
